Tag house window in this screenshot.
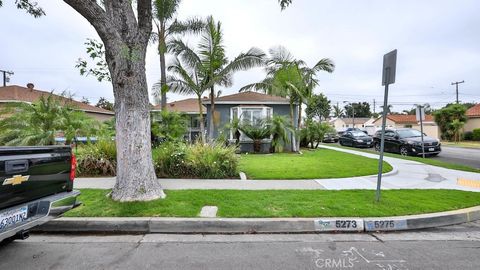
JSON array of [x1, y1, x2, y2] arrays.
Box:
[[230, 106, 272, 140], [404, 124, 412, 128]]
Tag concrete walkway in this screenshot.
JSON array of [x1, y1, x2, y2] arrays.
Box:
[[74, 145, 480, 192]]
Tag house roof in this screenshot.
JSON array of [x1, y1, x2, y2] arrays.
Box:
[[152, 98, 206, 114], [374, 114, 434, 124], [203, 91, 290, 105], [0, 85, 114, 115], [466, 104, 480, 118]]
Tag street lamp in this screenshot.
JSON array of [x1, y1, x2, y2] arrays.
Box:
[[343, 101, 355, 128]]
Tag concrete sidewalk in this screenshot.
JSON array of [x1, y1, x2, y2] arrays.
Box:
[[74, 145, 480, 192]]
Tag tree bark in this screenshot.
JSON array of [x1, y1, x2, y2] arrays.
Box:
[[64, 0, 165, 201], [159, 50, 167, 110], [197, 95, 205, 142], [208, 87, 215, 142]]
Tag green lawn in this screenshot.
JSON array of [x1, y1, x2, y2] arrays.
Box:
[[326, 144, 480, 173], [442, 141, 480, 149], [66, 189, 480, 218], [238, 148, 392, 179]]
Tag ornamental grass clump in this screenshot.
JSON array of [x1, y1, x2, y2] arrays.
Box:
[[76, 139, 116, 176], [153, 142, 238, 179]]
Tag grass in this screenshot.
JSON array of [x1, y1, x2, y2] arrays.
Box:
[[326, 144, 480, 173], [442, 141, 480, 149], [66, 189, 480, 218], [238, 148, 392, 179]]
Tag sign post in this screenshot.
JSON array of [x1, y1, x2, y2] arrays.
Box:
[[416, 105, 426, 158], [376, 49, 397, 202]]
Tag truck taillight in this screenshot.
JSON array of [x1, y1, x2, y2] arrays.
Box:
[[70, 153, 77, 182]]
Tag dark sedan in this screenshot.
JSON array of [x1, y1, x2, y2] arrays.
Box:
[[339, 130, 373, 148], [373, 128, 441, 156], [322, 132, 339, 143]]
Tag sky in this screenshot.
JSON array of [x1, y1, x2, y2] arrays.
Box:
[[0, 0, 479, 113]]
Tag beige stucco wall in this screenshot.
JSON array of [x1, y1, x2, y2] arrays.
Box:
[[464, 118, 480, 132], [85, 112, 114, 122], [411, 124, 440, 139]]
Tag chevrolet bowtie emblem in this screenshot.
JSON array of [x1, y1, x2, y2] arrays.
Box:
[[3, 175, 30, 186]]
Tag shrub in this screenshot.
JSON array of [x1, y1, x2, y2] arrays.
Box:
[[153, 142, 238, 179], [186, 143, 238, 178], [153, 142, 192, 178], [463, 131, 473, 141], [76, 139, 116, 177], [473, 129, 480, 141]]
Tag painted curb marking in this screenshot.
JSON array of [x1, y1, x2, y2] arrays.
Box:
[[314, 218, 364, 232]]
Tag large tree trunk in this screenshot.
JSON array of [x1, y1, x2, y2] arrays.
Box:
[[159, 50, 167, 110], [110, 44, 165, 202], [64, 0, 165, 201]]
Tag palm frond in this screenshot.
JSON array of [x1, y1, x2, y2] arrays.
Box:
[[168, 16, 206, 35]]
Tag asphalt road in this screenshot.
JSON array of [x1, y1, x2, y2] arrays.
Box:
[[332, 143, 480, 169], [1, 221, 480, 270], [434, 146, 480, 169]]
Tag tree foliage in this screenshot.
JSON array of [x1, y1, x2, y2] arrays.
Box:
[[0, 95, 96, 145], [75, 39, 111, 82], [300, 120, 334, 149], [344, 102, 371, 118], [0, 0, 45, 17], [433, 104, 467, 141], [151, 110, 188, 143], [95, 97, 114, 111], [306, 93, 331, 121]]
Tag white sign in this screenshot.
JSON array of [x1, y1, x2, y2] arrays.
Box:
[[416, 107, 425, 121]]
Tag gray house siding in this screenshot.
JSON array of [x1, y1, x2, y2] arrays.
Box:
[[205, 103, 298, 152]]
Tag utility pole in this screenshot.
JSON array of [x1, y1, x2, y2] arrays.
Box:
[[451, 80, 464, 104], [0, 70, 14, 87], [373, 99, 376, 114]]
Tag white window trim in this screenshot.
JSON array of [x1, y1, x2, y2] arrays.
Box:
[[230, 106, 273, 140]]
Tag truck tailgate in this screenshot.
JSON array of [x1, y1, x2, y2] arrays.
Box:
[[0, 146, 72, 210]]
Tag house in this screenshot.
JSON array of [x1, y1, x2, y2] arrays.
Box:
[[372, 114, 440, 139], [203, 91, 298, 152], [151, 98, 207, 142], [329, 117, 373, 132], [465, 104, 480, 132], [0, 84, 114, 121]]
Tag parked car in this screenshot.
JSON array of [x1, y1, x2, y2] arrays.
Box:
[[1, 146, 80, 243], [339, 130, 374, 148], [323, 132, 339, 143], [373, 128, 441, 156]]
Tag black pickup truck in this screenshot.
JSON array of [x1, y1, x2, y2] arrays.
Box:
[[0, 146, 80, 242]]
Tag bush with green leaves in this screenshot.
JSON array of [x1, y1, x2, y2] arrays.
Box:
[[300, 120, 335, 149], [153, 142, 238, 179], [463, 131, 473, 141], [151, 110, 188, 144], [473, 129, 480, 141], [76, 139, 117, 177], [433, 104, 467, 141]]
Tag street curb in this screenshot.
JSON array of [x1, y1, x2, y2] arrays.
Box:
[[35, 206, 480, 234]]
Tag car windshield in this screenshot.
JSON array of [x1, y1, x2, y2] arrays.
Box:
[[397, 129, 422, 138], [351, 131, 366, 137]]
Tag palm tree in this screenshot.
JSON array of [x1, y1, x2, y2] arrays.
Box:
[[151, 0, 205, 110], [169, 16, 265, 141], [267, 115, 293, 153], [332, 104, 344, 118], [241, 46, 334, 151], [158, 57, 207, 142], [0, 95, 94, 146]]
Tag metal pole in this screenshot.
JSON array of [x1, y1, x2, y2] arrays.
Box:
[[2, 71, 5, 87], [419, 105, 425, 159], [376, 68, 390, 202]]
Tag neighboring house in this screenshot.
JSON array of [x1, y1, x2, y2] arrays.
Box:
[[151, 98, 207, 142], [465, 104, 480, 133], [329, 117, 372, 132], [0, 84, 114, 121], [203, 91, 298, 152], [372, 114, 440, 139]]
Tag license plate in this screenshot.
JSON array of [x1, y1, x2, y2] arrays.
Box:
[[429, 148, 435, 151], [367, 142, 371, 144], [0, 206, 28, 231]]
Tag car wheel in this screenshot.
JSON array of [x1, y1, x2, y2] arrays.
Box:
[[399, 146, 409, 156], [374, 143, 380, 152], [339, 140, 344, 146]]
